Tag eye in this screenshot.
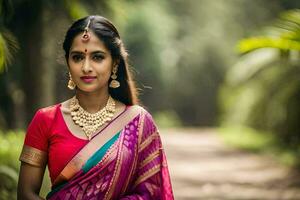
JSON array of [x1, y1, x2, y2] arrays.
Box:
[[93, 54, 104, 62], [71, 54, 84, 62]]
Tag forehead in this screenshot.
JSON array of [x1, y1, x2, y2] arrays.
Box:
[[70, 31, 109, 52]]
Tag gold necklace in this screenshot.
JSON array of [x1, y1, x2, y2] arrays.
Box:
[[69, 96, 116, 140]]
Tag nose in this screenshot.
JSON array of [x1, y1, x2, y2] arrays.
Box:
[[82, 59, 92, 73]]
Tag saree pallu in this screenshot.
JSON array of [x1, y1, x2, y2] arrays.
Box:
[[47, 105, 174, 200]]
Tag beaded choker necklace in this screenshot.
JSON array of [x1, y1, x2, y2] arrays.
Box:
[[69, 96, 116, 140]]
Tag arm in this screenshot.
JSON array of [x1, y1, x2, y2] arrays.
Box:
[[18, 109, 51, 199], [17, 162, 46, 200]]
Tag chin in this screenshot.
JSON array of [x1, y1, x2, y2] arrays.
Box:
[[78, 84, 108, 93], [77, 86, 99, 93]]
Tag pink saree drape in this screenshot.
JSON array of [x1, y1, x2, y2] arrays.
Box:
[[47, 105, 174, 200]]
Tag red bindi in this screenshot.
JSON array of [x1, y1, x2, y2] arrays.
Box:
[[84, 49, 87, 53]]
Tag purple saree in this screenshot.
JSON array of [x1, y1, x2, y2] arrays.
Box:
[[47, 105, 174, 200]]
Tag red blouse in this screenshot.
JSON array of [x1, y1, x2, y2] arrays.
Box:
[[23, 104, 89, 184]]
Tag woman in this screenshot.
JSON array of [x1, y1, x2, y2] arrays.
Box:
[[17, 15, 174, 200]]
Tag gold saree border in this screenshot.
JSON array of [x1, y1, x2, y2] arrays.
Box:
[[138, 131, 159, 153], [120, 108, 145, 195], [133, 164, 161, 188], [137, 109, 145, 146], [139, 148, 160, 169], [105, 107, 143, 199], [96, 139, 119, 169], [104, 128, 125, 200], [53, 105, 142, 186], [132, 116, 162, 189], [19, 145, 47, 167]]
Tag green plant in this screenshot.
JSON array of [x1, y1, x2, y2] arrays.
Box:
[[218, 126, 299, 167], [0, 165, 18, 200], [0, 130, 24, 200], [221, 9, 300, 149], [0, 130, 24, 171], [0, 0, 18, 73], [153, 110, 182, 128], [238, 9, 300, 53]]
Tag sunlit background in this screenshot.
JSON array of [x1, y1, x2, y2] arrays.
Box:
[[0, 0, 300, 199]]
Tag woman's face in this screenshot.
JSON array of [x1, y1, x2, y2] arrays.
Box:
[[68, 31, 115, 93]]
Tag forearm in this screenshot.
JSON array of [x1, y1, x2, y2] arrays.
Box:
[[18, 163, 46, 200]]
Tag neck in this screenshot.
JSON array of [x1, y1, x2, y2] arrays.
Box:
[[75, 89, 110, 113]]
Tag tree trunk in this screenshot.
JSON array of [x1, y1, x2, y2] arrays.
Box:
[[12, 1, 53, 124]]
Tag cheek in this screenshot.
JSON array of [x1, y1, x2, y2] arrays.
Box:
[[99, 68, 112, 80], [68, 60, 84, 72], [96, 61, 113, 75], [68, 60, 78, 70]]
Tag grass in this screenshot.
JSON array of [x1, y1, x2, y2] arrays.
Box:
[[218, 125, 299, 167]]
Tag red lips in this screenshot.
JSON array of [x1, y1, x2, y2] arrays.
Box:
[[80, 76, 97, 83]]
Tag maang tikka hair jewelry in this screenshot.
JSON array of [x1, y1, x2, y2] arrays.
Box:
[[68, 72, 76, 90], [109, 66, 120, 88], [82, 19, 91, 42]]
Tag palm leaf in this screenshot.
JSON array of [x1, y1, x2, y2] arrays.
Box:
[[0, 165, 18, 184], [238, 37, 300, 53], [238, 9, 300, 54], [0, 30, 18, 73]]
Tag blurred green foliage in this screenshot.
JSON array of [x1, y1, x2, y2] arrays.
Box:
[[220, 9, 300, 166], [0, 22, 18, 73], [0, 165, 18, 200], [0, 130, 51, 199], [218, 126, 275, 152], [238, 9, 300, 53], [0, 130, 23, 200], [0, 130, 24, 170], [63, 0, 88, 20], [154, 110, 182, 128], [219, 126, 298, 167]]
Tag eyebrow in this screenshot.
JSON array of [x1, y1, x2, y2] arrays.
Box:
[[70, 50, 106, 55]]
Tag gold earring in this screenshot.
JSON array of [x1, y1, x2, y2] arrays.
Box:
[[109, 66, 120, 88], [68, 72, 76, 90]]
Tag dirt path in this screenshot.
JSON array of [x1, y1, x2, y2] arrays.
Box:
[[160, 128, 300, 200]]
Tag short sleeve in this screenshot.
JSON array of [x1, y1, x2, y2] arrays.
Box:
[[19, 109, 49, 167], [24, 109, 49, 151]]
